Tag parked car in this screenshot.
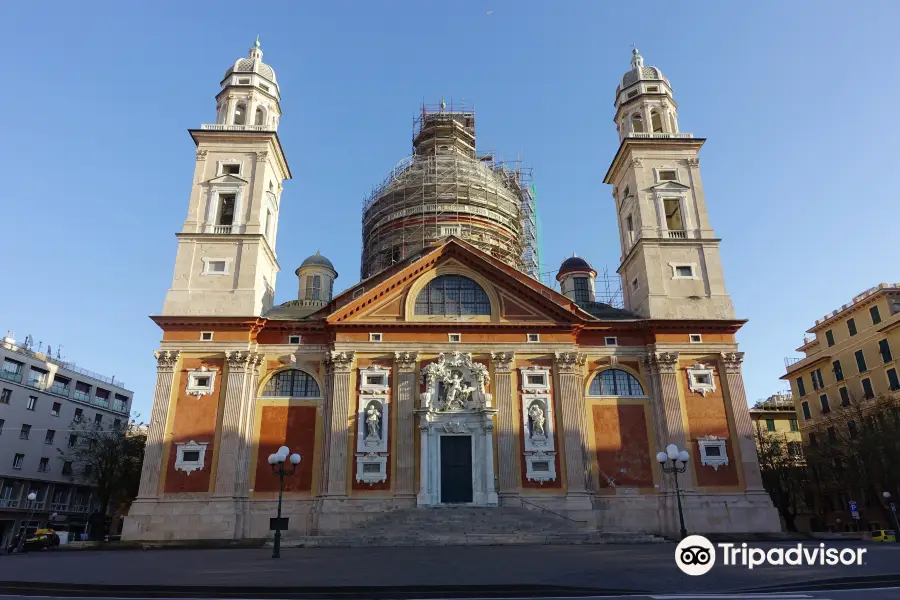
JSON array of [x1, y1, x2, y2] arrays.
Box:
[[7, 528, 60, 553], [872, 529, 896, 543]]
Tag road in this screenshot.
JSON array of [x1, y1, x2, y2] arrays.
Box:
[[1, 593, 900, 600]]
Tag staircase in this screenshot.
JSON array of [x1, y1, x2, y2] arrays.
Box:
[[280, 505, 666, 547]]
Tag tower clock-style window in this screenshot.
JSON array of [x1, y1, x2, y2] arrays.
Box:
[[414, 275, 491, 316], [262, 369, 320, 398], [588, 369, 645, 397]]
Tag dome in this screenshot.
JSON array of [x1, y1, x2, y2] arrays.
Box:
[[556, 255, 596, 279], [224, 39, 278, 85], [298, 251, 336, 273], [615, 49, 670, 97]]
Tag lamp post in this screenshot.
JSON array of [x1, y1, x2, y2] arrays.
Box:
[[883, 492, 900, 540], [656, 444, 690, 540], [268, 445, 301, 559], [16, 492, 39, 553]]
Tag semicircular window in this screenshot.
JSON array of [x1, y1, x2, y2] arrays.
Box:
[[414, 275, 491, 316], [589, 369, 645, 396], [262, 369, 320, 397]]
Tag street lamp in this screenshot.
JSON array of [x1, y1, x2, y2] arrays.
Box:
[[268, 445, 301, 559], [16, 492, 39, 553], [657, 443, 690, 540], [883, 492, 900, 540]]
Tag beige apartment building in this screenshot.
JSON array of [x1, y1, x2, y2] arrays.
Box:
[[782, 283, 900, 531]]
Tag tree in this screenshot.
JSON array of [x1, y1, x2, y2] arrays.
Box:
[[63, 415, 146, 516], [753, 421, 809, 531]]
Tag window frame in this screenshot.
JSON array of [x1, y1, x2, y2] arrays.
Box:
[[201, 257, 231, 276], [879, 339, 893, 364], [413, 274, 492, 318], [855, 349, 868, 373], [200, 331, 214, 341], [186, 368, 216, 398], [368, 333, 383, 343], [588, 368, 646, 397], [848, 318, 857, 336], [839, 386, 850, 407], [825, 330, 835, 347], [26, 396, 37, 411], [801, 401, 811, 420], [887, 368, 900, 392], [174, 440, 208, 475], [670, 263, 698, 280], [871, 305, 882, 325], [261, 369, 321, 398], [689, 334, 703, 344], [697, 436, 729, 470], [862, 377, 875, 399], [604, 336, 618, 346], [288, 335, 302, 344], [526, 334, 540, 343], [448, 333, 461, 343], [796, 376, 807, 397], [656, 168, 679, 183], [820, 393, 830, 414], [832, 360, 844, 382], [520, 367, 551, 394]]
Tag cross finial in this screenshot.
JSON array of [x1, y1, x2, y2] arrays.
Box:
[[255, 35, 260, 48]]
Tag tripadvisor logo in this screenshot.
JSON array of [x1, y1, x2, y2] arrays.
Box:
[[675, 535, 867, 576]]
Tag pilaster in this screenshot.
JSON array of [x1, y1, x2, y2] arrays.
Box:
[[554, 352, 592, 510], [323, 351, 355, 497], [490, 351, 518, 502], [720, 351, 765, 492], [136, 350, 179, 499], [214, 351, 263, 498], [644, 351, 692, 491], [394, 351, 418, 498]]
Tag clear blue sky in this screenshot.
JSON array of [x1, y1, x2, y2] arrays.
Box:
[[2, 1, 897, 418]]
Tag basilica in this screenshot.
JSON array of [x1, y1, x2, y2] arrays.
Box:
[[122, 41, 780, 541]]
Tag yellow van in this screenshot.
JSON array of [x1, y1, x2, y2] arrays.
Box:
[[872, 530, 896, 542]]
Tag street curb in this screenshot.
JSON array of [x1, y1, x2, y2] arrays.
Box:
[[0, 583, 641, 599], [742, 573, 900, 592], [53, 539, 268, 551]]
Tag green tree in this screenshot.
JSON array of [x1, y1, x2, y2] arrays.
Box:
[[753, 421, 809, 532]]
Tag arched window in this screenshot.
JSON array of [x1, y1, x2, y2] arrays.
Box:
[[254, 107, 265, 126], [589, 369, 645, 396], [651, 110, 663, 133], [234, 103, 247, 125], [631, 113, 644, 133], [262, 369, 320, 397], [414, 275, 490, 316]]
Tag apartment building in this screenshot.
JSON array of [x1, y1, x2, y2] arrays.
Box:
[[0, 333, 133, 546]]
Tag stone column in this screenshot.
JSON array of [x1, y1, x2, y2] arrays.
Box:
[[323, 351, 355, 497], [490, 351, 518, 503], [554, 352, 592, 509], [394, 352, 418, 499], [234, 354, 262, 498], [483, 422, 498, 505], [645, 352, 689, 458], [225, 94, 237, 125], [720, 352, 765, 492], [417, 422, 431, 506], [136, 350, 179, 499], [214, 351, 262, 498]]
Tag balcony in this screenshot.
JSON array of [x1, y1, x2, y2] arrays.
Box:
[[0, 499, 18, 508], [24, 500, 45, 510], [72, 504, 87, 513], [26, 379, 48, 391], [50, 502, 69, 512], [625, 132, 694, 140], [667, 230, 687, 239], [114, 401, 128, 414], [0, 370, 22, 383], [92, 397, 109, 408], [209, 225, 232, 234], [48, 383, 70, 397], [73, 390, 91, 403], [200, 123, 275, 132]]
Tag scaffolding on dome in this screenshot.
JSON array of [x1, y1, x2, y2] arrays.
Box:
[[360, 100, 540, 281]]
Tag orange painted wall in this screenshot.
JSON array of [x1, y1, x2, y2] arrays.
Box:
[[162, 329, 252, 342], [578, 331, 648, 346], [518, 359, 561, 489], [592, 403, 654, 489], [655, 333, 735, 344], [680, 362, 740, 487], [256, 330, 330, 345], [164, 357, 224, 494], [253, 405, 317, 493], [335, 331, 572, 343]]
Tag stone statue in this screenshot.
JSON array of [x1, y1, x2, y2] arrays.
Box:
[[443, 372, 473, 411], [529, 403, 546, 437], [365, 404, 381, 440]]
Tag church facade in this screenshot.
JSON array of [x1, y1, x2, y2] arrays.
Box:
[[122, 42, 780, 541]]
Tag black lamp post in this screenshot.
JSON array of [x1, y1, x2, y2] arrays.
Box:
[[268, 445, 301, 559], [883, 492, 900, 541], [656, 443, 690, 540]]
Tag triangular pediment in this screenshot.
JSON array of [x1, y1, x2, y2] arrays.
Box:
[[324, 238, 593, 325], [206, 174, 249, 185], [647, 180, 691, 191]]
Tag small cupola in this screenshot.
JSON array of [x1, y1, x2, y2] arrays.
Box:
[[295, 251, 338, 308], [556, 254, 597, 304], [215, 38, 282, 130], [613, 49, 681, 142]]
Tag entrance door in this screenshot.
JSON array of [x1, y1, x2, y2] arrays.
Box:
[[440, 436, 473, 504]]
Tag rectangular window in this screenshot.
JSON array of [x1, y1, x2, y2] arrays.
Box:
[[658, 170, 677, 181], [114, 418, 121, 430], [38, 457, 49, 472], [796, 377, 807, 396], [689, 334, 703, 343], [44, 430, 55, 444], [839, 386, 850, 407], [68, 434, 77, 448], [0, 418, 4, 433], [74, 408, 83, 422], [12, 454, 23, 469], [856, 349, 867, 373], [222, 164, 240, 175], [848, 318, 857, 336], [801, 401, 811, 420], [871, 305, 882, 325], [888, 368, 900, 391], [0, 389, 9, 404], [766, 419, 776, 432], [27, 367, 48, 389], [94, 414, 102, 426], [663, 198, 684, 230], [51, 402, 61, 417], [204, 260, 227, 275], [808, 432, 817, 447], [625, 214, 634, 242], [675, 265, 694, 278], [827, 426, 837, 442], [62, 461, 72, 475], [217, 194, 236, 226], [20, 424, 30, 440], [288, 335, 301, 344], [831, 360, 843, 382], [862, 378, 874, 399], [114, 394, 128, 413], [26, 396, 37, 411], [812, 368, 824, 390], [848, 420, 858, 438], [826, 330, 835, 347], [572, 276, 592, 303], [526, 334, 540, 343], [604, 336, 618, 346], [820, 394, 830, 413], [74, 382, 91, 403], [368, 333, 383, 342], [879, 339, 893, 363], [448, 333, 461, 343], [200, 331, 214, 341], [789, 419, 799, 432]]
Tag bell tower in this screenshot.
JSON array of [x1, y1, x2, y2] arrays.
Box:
[[162, 39, 292, 316], [604, 49, 735, 320]]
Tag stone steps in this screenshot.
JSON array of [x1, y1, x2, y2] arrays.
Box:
[[278, 532, 666, 548]]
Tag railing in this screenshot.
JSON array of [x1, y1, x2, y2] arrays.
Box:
[[667, 230, 687, 239], [785, 357, 803, 369], [26, 379, 47, 390], [72, 504, 87, 513], [73, 390, 91, 403], [0, 499, 18, 508], [0, 370, 22, 383], [92, 397, 109, 408], [210, 225, 232, 234], [113, 401, 128, 414], [626, 132, 694, 139], [200, 123, 276, 132], [48, 383, 70, 397], [518, 497, 587, 524], [51, 503, 68, 512], [24, 500, 45, 510]]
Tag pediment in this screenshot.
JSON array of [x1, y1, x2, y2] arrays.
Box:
[[647, 180, 691, 191], [206, 174, 249, 186], [325, 238, 591, 325]]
